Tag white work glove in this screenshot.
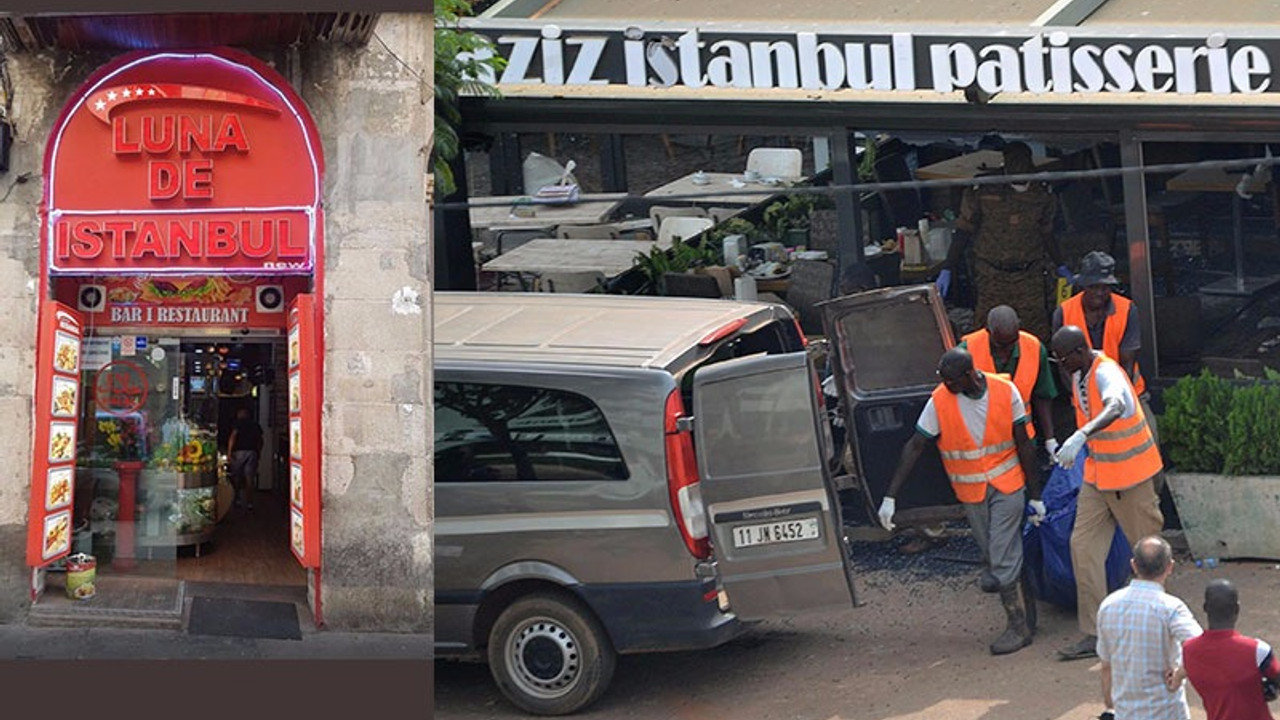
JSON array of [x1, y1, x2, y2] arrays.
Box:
[[1027, 499, 1047, 526], [877, 497, 897, 532], [1044, 437, 1060, 462], [1055, 430, 1088, 470]]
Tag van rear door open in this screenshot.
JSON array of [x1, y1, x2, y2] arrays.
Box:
[[692, 352, 856, 620], [817, 284, 960, 526]]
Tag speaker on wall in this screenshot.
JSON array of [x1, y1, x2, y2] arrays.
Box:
[[256, 284, 284, 313], [78, 284, 106, 313]]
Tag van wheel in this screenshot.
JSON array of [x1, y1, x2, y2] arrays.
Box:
[[488, 593, 616, 716]]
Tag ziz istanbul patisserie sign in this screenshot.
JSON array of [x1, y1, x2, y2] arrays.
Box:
[[462, 25, 1279, 97]]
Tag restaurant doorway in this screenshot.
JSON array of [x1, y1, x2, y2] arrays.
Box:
[[64, 331, 303, 590]]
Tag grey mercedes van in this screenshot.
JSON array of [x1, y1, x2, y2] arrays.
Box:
[[434, 292, 858, 715]]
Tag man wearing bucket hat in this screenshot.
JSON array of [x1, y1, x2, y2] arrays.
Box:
[[1052, 250, 1162, 492]]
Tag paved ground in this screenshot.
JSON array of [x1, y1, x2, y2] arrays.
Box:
[[0, 623, 430, 659], [435, 529, 1280, 720]]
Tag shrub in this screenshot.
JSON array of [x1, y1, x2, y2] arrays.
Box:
[[1160, 368, 1280, 474]]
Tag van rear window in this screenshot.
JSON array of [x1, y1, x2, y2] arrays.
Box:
[[434, 382, 629, 483]]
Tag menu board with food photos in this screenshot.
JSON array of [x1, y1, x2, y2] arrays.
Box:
[[28, 302, 83, 565], [287, 294, 320, 567]]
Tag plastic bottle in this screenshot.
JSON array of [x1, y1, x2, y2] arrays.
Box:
[[1206, 557, 1219, 569]]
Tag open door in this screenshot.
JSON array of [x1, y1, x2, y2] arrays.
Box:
[[27, 301, 84, 573], [692, 351, 856, 620], [818, 285, 960, 526], [287, 294, 321, 567]]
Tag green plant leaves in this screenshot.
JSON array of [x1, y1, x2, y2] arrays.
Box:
[[1160, 369, 1280, 474]]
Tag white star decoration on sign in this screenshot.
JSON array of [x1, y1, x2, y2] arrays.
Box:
[[83, 83, 282, 124]]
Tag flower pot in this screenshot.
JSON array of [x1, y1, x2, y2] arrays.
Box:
[[783, 228, 810, 247], [1165, 472, 1280, 560]]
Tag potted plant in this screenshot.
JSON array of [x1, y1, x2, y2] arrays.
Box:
[[763, 193, 820, 246], [1159, 368, 1280, 560], [633, 237, 722, 295]]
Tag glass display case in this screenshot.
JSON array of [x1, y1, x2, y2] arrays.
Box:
[[138, 419, 219, 555]]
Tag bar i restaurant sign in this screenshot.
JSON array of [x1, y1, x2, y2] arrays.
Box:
[[43, 48, 325, 275], [462, 23, 1280, 98]]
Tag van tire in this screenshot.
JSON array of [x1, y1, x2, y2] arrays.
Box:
[[488, 592, 616, 716]]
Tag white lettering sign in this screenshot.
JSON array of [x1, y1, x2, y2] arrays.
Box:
[[470, 29, 1276, 97]]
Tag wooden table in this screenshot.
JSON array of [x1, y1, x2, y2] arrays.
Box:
[[1166, 165, 1274, 296], [644, 172, 787, 205], [468, 193, 627, 231], [915, 150, 1052, 181], [482, 238, 654, 279]]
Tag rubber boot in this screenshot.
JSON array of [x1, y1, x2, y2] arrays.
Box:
[[990, 584, 1033, 655], [978, 570, 1000, 593]]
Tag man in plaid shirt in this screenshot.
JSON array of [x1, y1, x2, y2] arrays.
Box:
[[1097, 535, 1203, 720]]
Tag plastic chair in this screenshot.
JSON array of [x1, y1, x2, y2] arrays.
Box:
[[661, 272, 722, 298], [556, 223, 622, 240], [648, 205, 708, 230], [536, 271, 605, 293], [657, 216, 714, 249], [491, 226, 553, 255], [746, 148, 803, 179], [708, 207, 743, 225]]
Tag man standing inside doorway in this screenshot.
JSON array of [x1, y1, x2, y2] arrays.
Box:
[[228, 407, 263, 511]]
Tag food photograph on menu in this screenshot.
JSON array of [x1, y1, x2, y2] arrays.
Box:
[[48, 422, 76, 462], [45, 467, 72, 510], [42, 511, 70, 559], [51, 377, 77, 417], [288, 327, 300, 368], [290, 373, 300, 413], [291, 510, 305, 556], [290, 418, 302, 459], [53, 331, 79, 373], [291, 463, 303, 506]]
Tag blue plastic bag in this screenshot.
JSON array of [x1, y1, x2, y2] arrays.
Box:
[[1023, 452, 1133, 609]]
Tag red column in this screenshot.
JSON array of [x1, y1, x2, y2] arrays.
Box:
[[112, 460, 143, 570]]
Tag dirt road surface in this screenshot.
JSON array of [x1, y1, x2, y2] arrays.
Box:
[[435, 532, 1280, 720]]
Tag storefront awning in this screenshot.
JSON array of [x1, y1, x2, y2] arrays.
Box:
[[0, 13, 379, 53]]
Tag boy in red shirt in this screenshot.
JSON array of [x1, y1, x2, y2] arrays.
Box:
[[1181, 579, 1280, 720]]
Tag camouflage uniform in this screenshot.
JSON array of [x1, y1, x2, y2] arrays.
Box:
[[956, 181, 1057, 341]]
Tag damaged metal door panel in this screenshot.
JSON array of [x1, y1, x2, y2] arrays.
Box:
[[818, 285, 965, 524]]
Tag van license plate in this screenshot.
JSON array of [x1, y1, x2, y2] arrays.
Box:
[[732, 517, 820, 548]]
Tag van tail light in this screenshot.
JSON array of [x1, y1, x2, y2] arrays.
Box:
[[791, 317, 809, 347], [698, 318, 748, 346], [664, 389, 710, 560]]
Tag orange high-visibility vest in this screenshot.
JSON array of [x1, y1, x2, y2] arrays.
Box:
[[1073, 353, 1163, 490], [962, 328, 1042, 440], [1061, 293, 1146, 395], [932, 372, 1026, 504]]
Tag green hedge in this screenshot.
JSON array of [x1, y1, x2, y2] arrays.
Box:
[[1160, 368, 1280, 474]]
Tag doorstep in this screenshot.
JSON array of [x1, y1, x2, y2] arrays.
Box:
[[28, 574, 185, 631]]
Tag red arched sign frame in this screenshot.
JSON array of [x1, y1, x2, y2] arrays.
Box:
[[31, 49, 326, 624]]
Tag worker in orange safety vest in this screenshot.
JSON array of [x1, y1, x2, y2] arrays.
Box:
[[877, 347, 1041, 655], [960, 304, 1059, 451], [1051, 324, 1165, 662], [1052, 250, 1165, 499]]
